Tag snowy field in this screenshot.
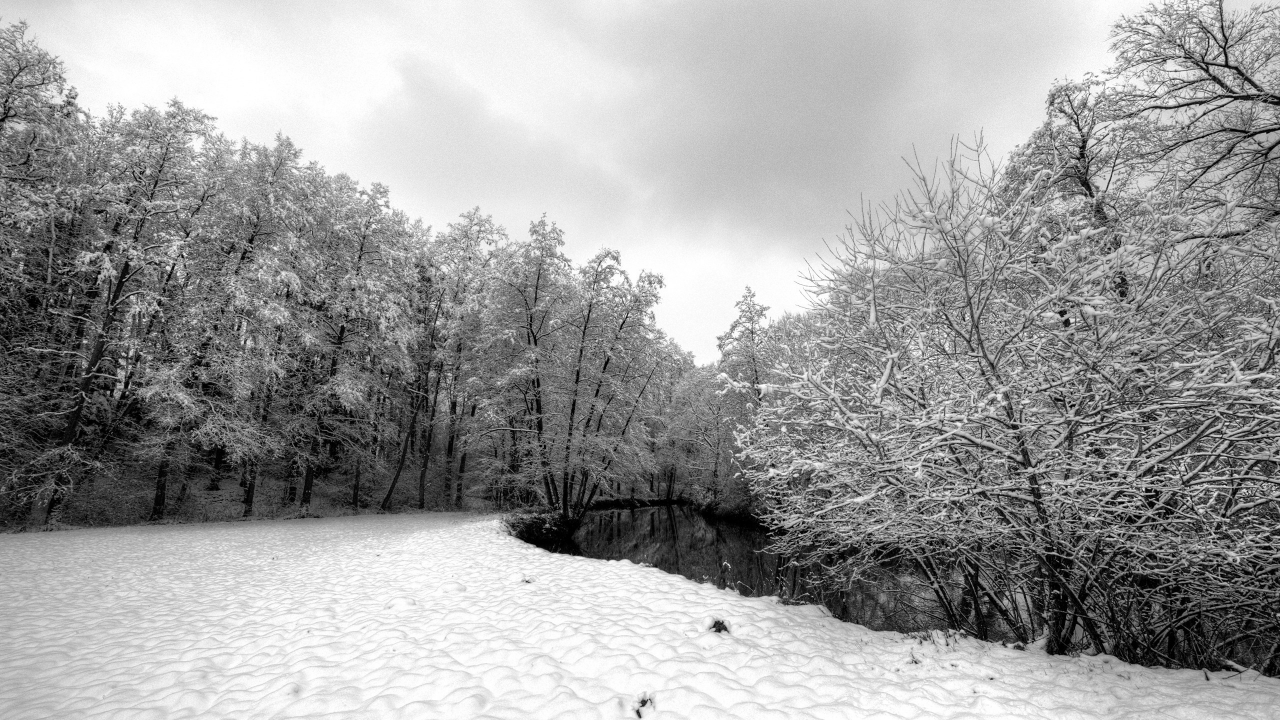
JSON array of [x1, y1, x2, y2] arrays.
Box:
[[1, 514, 1277, 720]]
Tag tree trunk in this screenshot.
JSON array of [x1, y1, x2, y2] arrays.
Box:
[[416, 433, 433, 510], [174, 464, 190, 511], [455, 452, 468, 507], [380, 400, 421, 512], [417, 363, 444, 509], [444, 397, 459, 470], [352, 458, 362, 511], [149, 443, 174, 521], [285, 465, 298, 504], [300, 434, 319, 514], [241, 462, 257, 518], [41, 480, 66, 527], [451, 403, 476, 508], [444, 396, 464, 506], [60, 258, 134, 445], [207, 447, 225, 491], [299, 463, 314, 513], [560, 299, 595, 519]]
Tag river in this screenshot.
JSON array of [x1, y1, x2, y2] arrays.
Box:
[[573, 505, 954, 635]]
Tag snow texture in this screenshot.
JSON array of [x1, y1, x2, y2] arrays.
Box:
[[1, 514, 1277, 719]]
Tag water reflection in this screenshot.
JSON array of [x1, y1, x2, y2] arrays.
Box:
[[575, 506, 954, 635], [576, 505, 779, 596]]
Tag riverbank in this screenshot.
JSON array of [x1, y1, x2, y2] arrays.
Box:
[[1, 513, 1276, 719]]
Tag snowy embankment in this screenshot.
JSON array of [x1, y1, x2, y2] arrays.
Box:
[[0, 515, 1276, 720]]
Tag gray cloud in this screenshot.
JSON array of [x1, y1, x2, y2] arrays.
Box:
[[534, 1, 1139, 247], [2, 0, 1151, 360], [338, 56, 642, 257]]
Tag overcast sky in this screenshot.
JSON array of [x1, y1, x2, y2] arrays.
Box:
[[7, 0, 1151, 362]]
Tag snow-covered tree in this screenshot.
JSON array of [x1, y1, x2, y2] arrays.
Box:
[[744, 139, 1280, 671]]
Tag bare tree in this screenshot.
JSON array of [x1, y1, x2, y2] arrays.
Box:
[[745, 142, 1280, 672], [1113, 0, 1280, 220]]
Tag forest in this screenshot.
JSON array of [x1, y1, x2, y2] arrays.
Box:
[[0, 18, 752, 530], [1, 0, 1277, 676]]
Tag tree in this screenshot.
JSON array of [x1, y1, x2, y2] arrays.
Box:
[[717, 287, 770, 399], [0, 21, 80, 522], [744, 141, 1280, 671], [1113, 0, 1280, 223], [1011, 77, 1150, 232]]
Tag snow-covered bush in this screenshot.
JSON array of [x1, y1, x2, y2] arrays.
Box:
[[742, 145, 1280, 673]]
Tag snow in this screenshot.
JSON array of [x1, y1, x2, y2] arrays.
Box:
[[1, 514, 1277, 720]]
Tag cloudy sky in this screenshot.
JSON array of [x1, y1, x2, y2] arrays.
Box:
[[7, 0, 1151, 362]]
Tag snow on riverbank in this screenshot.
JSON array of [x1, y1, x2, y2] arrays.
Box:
[[0, 514, 1276, 719]]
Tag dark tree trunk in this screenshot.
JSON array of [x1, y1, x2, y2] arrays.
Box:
[[285, 466, 298, 504], [352, 458, 362, 510], [455, 452, 468, 506], [444, 397, 458, 467], [417, 363, 444, 510], [380, 399, 422, 512], [300, 434, 319, 513], [451, 403, 476, 508], [149, 444, 174, 521], [208, 447, 225, 491], [41, 481, 66, 527], [175, 464, 190, 510], [241, 462, 257, 518], [299, 464, 314, 512], [416, 439, 433, 510], [963, 563, 989, 641], [508, 427, 521, 474]]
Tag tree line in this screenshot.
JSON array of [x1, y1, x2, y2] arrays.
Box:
[[0, 21, 750, 528], [735, 0, 1280, 675]]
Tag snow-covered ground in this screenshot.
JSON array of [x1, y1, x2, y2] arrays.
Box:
[[1, 514, 1276, 720]]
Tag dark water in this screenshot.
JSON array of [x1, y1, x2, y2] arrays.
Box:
[[575, 505, 782, 596], [575, 505, 952, 634]]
